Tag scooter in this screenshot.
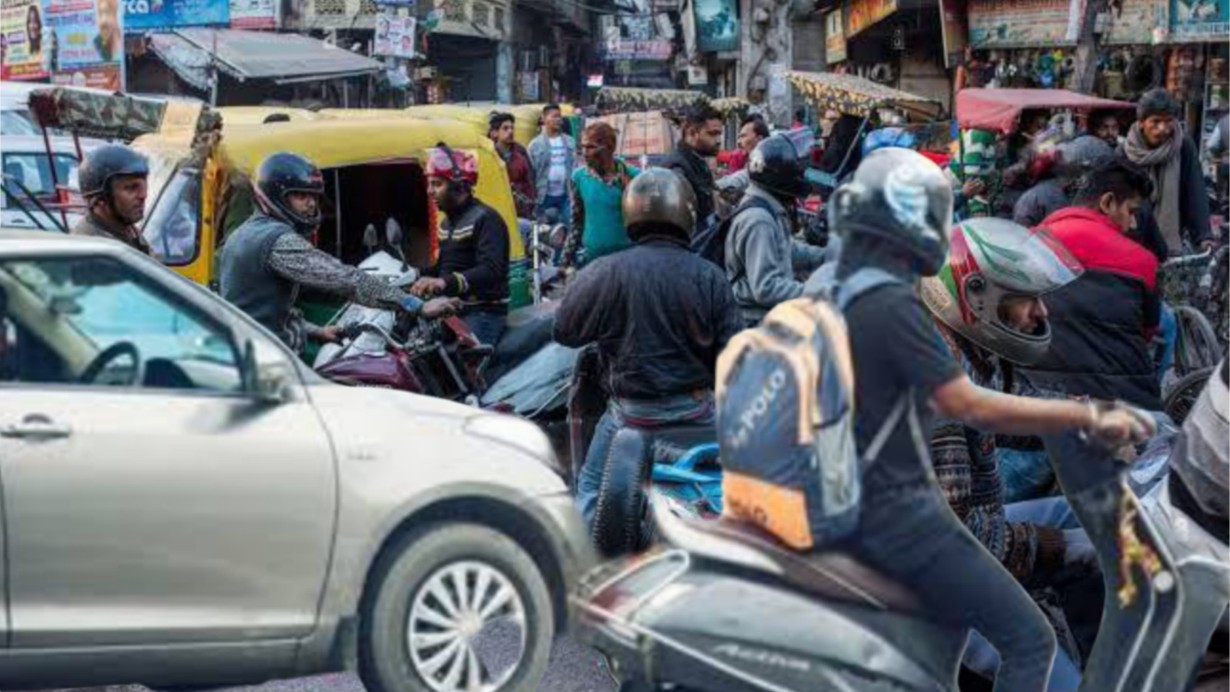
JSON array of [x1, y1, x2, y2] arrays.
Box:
[[573, 425, 1206, 692]]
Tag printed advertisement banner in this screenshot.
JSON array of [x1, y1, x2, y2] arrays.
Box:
[[229, 0, 276, 28], [1104, 0, 1160, 44], [1170, 0, 1229, 41], [124, 0, 230, 32], [693, 0, 737, 53], [2, 0, 51, 80], [846, 0, 896, 37], [47, 0, 123, 87], [374, 12, 416, 58], [604, 38, 671, 60], [825, 7, 846, 63], [968, 0, 1082, 47]]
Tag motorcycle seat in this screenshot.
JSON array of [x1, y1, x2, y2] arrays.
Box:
[[651, 496, 922, 614]]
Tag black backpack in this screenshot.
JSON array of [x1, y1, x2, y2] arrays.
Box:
[[690, 195, 775, 270]]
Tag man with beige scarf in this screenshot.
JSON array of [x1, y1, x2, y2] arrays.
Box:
[[1121, 88, 1213, 255]]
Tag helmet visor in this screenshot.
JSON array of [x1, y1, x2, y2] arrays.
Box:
[[955, 219, 1083, 296]]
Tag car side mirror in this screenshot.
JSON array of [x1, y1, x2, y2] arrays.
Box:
[[241, 339, 288, 404]]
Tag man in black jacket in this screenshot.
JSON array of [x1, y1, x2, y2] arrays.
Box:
[[412, 145, 511, 346], [1121, 89, 1213, 255], [663, 103, 724, 234], [555, 168, 743, 530]]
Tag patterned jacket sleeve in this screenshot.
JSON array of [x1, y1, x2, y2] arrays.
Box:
[[564, 169, 585, 266]]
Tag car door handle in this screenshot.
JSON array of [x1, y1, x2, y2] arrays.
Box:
[[1, 414, 72, 440]]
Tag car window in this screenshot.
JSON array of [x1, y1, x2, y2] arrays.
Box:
[[144, 166, 201, 265], [1, 110, 38, 135], [2, 152, 78, 202], [0, 256, 242, 392]]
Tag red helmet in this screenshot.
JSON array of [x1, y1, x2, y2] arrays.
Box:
[[425, 145, 478, 186]]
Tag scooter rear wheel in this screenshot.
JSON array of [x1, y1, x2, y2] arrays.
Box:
[[591, 437, 654, 557]]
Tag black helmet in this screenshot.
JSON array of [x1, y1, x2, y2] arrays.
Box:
[[79, 144, 149, 199], [828, 148, 953, 276], [253, 152, 325, 234], [1054, 135, 1113, 180], [747, 134, 808, 199], [622, 168, 697, 242]]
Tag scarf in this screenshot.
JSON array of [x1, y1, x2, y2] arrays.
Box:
[[1123, 122, 1183, 254]]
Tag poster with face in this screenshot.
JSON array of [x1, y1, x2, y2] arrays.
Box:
[[373, 12, 416, 58], [1, 0, 51, 80], [1170, 0, 1230, 39], [42, 0, 122, 88]]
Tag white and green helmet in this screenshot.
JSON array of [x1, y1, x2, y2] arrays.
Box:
[[919, 217, 1083, 365]]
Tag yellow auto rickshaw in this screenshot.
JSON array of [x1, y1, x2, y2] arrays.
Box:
[[133, 116, 530, 313]]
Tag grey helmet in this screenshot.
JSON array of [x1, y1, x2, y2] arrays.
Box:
[[622, 167, 697, 241], [1054, 135, 1114, 181], [919, 218, 1083, 365], [828, 147, 953, 276], [79, 144, 149, 200]]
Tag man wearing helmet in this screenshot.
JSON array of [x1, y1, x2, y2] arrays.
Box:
[[72, 143, 152, 254], [555, 168, 742, 530], [410, 145, 510, 347], [725, 134, 826, 326], [219, 152, 457, 352], [823, 148, 1153, 692], [920, 218, 1096, 690]]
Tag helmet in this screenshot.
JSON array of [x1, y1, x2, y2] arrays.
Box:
[[920, 218, 1083, 365], [622, 168, 697, 241], [747, 134, 808, 199], [253, 152, 325, 235], [425, 145, 479, 187], [829, 148, 953, 276], [79, 144, 149, 199], [1053, 135, 1113, 180], [862, 127, 916, 156]]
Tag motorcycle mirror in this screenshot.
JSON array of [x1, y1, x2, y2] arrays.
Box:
[[362, 224, 379, 254], [386, 218, 405, 250]]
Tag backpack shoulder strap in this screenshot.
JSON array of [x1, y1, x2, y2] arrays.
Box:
[[835, 267, 902, 312]]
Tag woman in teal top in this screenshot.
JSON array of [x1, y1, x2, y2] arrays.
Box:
[[564, 121, 640, 267]]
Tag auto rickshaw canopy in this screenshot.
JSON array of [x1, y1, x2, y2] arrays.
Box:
[[955, 88, 1135, 134]]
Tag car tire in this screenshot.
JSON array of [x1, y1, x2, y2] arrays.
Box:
[[359, 523, 554, 692]]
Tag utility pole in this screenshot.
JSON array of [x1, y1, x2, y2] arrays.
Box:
[[1073, 0, 1108, 94]]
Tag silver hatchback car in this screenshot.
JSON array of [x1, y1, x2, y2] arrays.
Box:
[[0, 230, 593, 692]]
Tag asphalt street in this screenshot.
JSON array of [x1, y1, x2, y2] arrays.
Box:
[[57, 634, 617, 692]]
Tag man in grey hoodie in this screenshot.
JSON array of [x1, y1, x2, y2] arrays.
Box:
[[725, 134, 827, 325]]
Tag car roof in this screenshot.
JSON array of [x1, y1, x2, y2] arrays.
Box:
[[0, 228, 126, 254], [0, 134, 105, 153]]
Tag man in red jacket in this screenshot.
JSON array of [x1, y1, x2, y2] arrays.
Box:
[[1022, 158, 1162, 409]]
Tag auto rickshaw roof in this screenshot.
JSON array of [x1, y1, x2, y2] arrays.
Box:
[[788, 71, 942, 121], [956, 88, 1134, 134], [216, 106, 323, 126], [215, 116, 502, 173]]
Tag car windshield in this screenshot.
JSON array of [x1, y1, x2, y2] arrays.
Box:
[[2, 152, 79, 199], [1, 109, 38, 135], [4, 259, 235, 367], [143, 166, 201, 265]]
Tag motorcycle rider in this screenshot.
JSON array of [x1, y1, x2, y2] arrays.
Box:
[[919, 217, 1097, 690], [411, 145, 511, 347], [726, 134, 827, 326], [828, 148, 1153, 692], [73, 143, 152, 254], [219, 152, 457, 353], [554, 168, 743, 530]]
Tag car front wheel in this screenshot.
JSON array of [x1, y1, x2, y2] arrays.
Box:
[[360, 523, 554, 692]]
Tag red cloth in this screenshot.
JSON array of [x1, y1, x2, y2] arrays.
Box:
[[918, 151, 951, 169], [718, 149, 749, 172], [499, 143, 536, 218]]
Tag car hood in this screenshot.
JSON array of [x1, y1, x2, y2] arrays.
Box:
[[304, 383, 567, 497]]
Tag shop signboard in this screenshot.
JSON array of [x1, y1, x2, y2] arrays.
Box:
[[229, 0, 277, 29], [937, 0, 967, 68], [124, 0, 229, 32], [1, 0, 51, 80], [604, 38, 671, 60], [694, 0, 737, 52], [968, 0, 1081, 47], [845, 0, 896, 37], [1104, 0, 1159, 44], [824, 7, 846, 64], [1169, 0, 1229, 41], [374, 12, 416, 58], [46, 0, 123, 89]]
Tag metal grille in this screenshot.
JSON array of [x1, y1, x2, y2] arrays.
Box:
[[441, 0, 466, 22], [473, 1, 490, 26], [359, 0, 378, 14], [314, 0, 346, 16]]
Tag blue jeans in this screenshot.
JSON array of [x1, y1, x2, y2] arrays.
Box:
[[575, 393, 715, 528], [965, 630, 1082, 692], [463, 310, 506, 348], [1158, 302, 1177, 379], [538, 194, 570, 225], [847, 485, 1057, 692], [999, 446, 1055, 503]]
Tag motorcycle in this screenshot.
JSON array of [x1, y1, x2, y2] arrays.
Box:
[[573, 424, 1222, 692]]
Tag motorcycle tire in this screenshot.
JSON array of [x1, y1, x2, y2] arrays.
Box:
[[1163, 365, 1215, 425], [591, 432, 655, 557]]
